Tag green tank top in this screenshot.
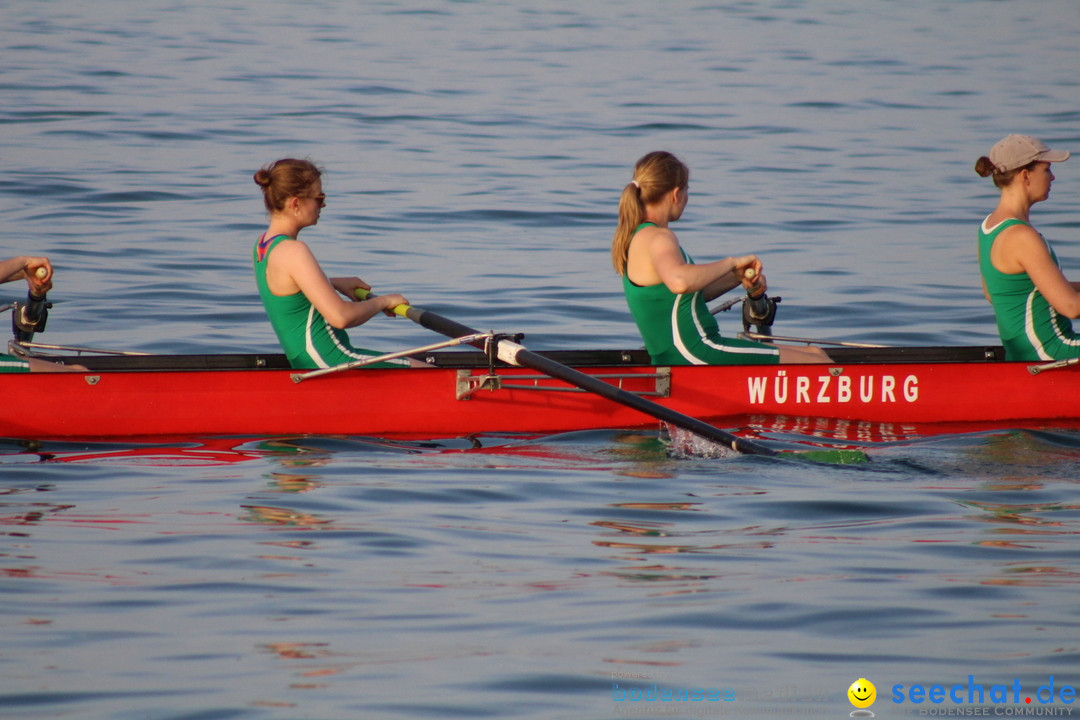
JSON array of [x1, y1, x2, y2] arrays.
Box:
[[621, 223, 778, 366], [253, 234, 408, 369], [978, 217, 1080, 361], [0, 354, 31, 373]]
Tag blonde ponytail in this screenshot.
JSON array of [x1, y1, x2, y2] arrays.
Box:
[[612, 183, 645, 275], [611, 151, 689, 275]]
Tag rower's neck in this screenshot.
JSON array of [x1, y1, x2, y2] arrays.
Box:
[[995, 194, 1032, 224], [642, 209, 669, 228], [265, 216, 302, 241]]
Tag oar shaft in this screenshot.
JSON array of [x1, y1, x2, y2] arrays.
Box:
[[357, 289, 777, 456], [507, 341, 777, 456]]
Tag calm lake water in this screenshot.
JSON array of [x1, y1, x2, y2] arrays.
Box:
[[2, 1, 1080, 718]]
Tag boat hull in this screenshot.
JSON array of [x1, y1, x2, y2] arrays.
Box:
[[2, 347, 1078, 439]]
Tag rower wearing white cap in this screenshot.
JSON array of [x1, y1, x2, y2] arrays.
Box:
[[976, 134, 1076, 361]]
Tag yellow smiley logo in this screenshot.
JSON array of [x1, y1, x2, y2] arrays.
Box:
[[848, 678, 877, 709]]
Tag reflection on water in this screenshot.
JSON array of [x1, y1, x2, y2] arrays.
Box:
[[265, 472, 323, 494], [242, 504, 332, 529], [0, 500, 73, 528], [1, 426, 1079, 716]]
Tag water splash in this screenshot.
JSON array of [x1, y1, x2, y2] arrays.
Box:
[[663, 424, 741, 460]]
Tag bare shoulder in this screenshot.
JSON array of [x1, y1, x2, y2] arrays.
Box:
[[269, 237, 303, 254], [268, 238, 317, 263], [995, 223, 1054, 276], [998, 222, 1046, 253], [636, 223, 675, 240], [635, 225, 679, 252]]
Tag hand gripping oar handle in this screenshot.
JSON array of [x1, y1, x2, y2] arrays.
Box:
[[356, 289, 778, 457]]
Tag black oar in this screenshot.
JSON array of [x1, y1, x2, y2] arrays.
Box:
[[12, 278, 50, 343], [356, 290, 866, 463]]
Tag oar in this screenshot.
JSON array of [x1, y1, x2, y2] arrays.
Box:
[[12, 268, 51, 343], [356, 290, 866, 464]]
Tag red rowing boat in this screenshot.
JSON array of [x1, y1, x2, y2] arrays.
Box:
[[2, 344, 1077, 440]]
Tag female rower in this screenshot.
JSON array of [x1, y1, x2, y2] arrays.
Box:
[[254, 158, 421, 369], [975, 134, 1076, 361], [1, 256, 83, 372], [612, 151, 829, 365]]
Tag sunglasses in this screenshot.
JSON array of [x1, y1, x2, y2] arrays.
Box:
[[310, 193, 326, 207]]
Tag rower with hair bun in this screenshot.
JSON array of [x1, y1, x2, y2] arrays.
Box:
[[976, 134, 1078, 361], [253, 158, 425, 369]]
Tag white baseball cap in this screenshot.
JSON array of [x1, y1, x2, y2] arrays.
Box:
[[989, 134, 1070, 173]]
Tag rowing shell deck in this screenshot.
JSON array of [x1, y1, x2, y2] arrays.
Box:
[[2, 345, 1076, 440]]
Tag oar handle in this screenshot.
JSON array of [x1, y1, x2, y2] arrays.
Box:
[[353, 287, 411, 318]]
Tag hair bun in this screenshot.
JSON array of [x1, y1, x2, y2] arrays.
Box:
[[974, 156, 996, 178], [253, 169, 272, 187]]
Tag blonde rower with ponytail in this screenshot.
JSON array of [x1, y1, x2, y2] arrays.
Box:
[[612, 151, 829, 365]]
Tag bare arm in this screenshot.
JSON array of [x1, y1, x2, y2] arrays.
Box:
[[636, 228, 762, 296], [995, 225, 1080, 318], [702, 265, 768, 301], [0, 256, 52, 287], [266, 241, 406, 329], [701, 270, 741, 301]]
